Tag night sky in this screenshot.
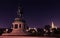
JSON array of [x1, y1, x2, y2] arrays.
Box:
[[0, 0, 60, 28]]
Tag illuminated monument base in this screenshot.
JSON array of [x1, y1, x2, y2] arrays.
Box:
[[2, 18, 28, 35], [2, 29, 28, 35]]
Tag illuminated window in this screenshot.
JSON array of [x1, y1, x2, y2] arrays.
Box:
[[19, 24, 21, 28], [15, 24, 18, 29]]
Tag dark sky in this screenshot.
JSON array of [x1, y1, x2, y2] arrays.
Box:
[[0, 0, 60, 28]]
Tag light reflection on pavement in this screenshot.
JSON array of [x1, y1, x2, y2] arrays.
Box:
[[0, 36, 57, 38]]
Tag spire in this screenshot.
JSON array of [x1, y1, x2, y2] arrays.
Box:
[[51, 21, 55, 28], [17, 0, 23, 18], [51, 21, 57, 29]]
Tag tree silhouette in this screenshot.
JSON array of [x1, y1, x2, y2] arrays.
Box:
[[44, 25, 51, 36], [37, 28, 44, 36], [28, 29, 37, 36], [0, 29, 4, 35]]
